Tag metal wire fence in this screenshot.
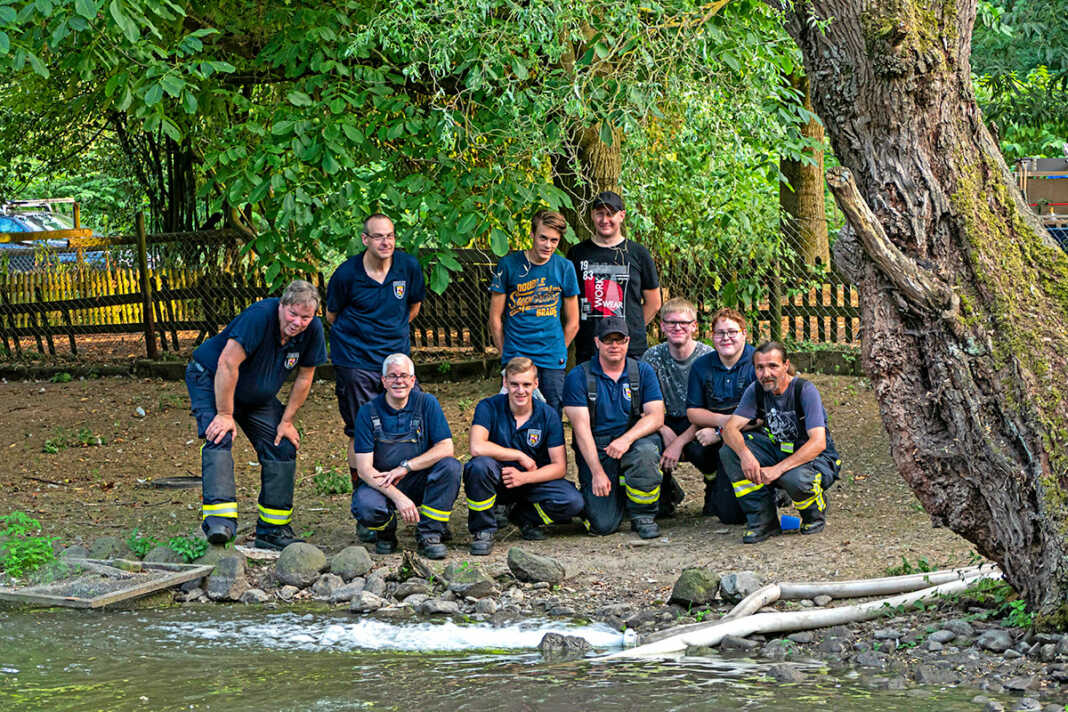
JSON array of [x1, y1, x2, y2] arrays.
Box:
[[0, 214, 860, 364]]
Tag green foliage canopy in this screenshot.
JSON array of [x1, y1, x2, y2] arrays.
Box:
[[1, 0, 812, 298]]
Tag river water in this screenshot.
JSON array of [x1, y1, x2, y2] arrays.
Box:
[[0, 606, 995, 711]]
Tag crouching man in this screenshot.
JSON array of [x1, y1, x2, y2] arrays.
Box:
[[464, 357, 584, 555], [563, 317, 665, 539], [720, 342, 841, 543], [351, 354, 461, 559], [186, 280, 326, 550]]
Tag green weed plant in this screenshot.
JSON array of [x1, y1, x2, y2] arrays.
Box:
[[0, 511, 57, 579]]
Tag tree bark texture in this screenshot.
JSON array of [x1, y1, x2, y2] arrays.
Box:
[[777, 0, 1068, 623], [553, 123, 623, 241], [779, 71, 830, 266]]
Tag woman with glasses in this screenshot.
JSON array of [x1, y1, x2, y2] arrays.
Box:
[[684, 308, 756, 524]]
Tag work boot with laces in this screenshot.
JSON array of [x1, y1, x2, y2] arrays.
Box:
[[254, 524, 305, 551]]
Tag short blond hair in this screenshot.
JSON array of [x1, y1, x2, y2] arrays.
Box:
[[660, 297, 697, 321], [504, 356, 537, 378]]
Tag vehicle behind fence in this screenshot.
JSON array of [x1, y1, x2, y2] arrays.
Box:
[[0, 216, 859, 362]]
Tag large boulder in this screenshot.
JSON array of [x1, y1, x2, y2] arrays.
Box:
[[275, 543, 327, 587], [88, 536, 129, 560], [719, 571, 764, 603], [444, 563, 496, 598], [311, 573, 345, 600], [144, 544, 185, 565], [669, 567, 720, 607], [330, 579, 366, 604], [331, 546, 374, 581], [206, 554, 250, 601], [350, 591, 387, 613], [538, 632, 591, 661], [59, 544, 90, 560], [507, 547, 565, 584]]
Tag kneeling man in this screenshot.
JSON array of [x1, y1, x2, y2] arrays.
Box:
[[563, 317, 665, 539], [720, 342, 841, 543], [351, 354, 461, 559], [464, 357, 584, 555]]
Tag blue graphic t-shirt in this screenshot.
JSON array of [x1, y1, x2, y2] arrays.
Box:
[[326, 250, 425, 370], [472, 394, 565, 467], [489, 252, 579, 369], [193, 298, 327, 406]]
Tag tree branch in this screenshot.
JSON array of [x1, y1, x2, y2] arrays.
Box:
[[827, 166, 957, 317]]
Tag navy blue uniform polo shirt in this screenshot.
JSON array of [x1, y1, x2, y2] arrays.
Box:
[[192, 298, 327, 407], [563, 358, 663, 439], [471, 394, 565, 467], [686, 343, 757, 414], [326, 250, 426, 370], [352, 392, 452, 455]]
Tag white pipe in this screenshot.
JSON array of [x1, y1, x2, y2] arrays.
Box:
[[609, 568, 1001, 659], [723, 564, 993, 621]]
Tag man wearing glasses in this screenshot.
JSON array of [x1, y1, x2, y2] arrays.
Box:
[[640, 298, 713, 518], [563, 317, 665, 539], [326, 213, 426, 542], [350, 354, 461, 559], [685, 308, 755, 524]]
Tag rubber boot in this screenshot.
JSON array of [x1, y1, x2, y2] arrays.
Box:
[[351, 467, 377, 543], [255, 460, 300, 548], [742, 504, 782, 544], [201, 447, 237, 543]]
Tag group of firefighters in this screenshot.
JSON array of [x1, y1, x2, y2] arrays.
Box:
[[186, 192, 841, 559]]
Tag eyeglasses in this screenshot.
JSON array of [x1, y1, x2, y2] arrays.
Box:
[[599, 335, 628, 344], [383, 373, 413, 382], [365, 232, 395, 241], [713, 329, 742, 340], [662, 320, 695, 329]]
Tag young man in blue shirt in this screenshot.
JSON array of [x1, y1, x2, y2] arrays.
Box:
[[326, 213, 426, 542], [186, 280, 327, 550], [487, 210, 579, 414], [563, 317, 665, 539], [720, 342, 841, 544], [463, 357, 584, 555], [351, 354, 461, 559]]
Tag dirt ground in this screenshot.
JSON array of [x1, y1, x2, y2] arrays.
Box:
[[1, 370, 977, 610]]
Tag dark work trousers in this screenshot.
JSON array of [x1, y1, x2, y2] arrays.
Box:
[[575, 432, 662, 535], [186, 362, 297, 538], [463, 455, 584, 533], [352, 459, 462, 538], [660, 415, 743, 524], [719, 431, 838, 528], [536, 367, 567, 418]]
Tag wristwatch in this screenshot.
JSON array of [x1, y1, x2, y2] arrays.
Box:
[[399, 459, 411, 473]]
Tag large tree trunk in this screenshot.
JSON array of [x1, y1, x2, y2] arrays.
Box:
[[553, 124, 623, 241], [777, 0, 1068, 625], [779, 71, 829, 267]]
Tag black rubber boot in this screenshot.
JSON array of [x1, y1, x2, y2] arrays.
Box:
[[205, 521, 234, 546], [800, 506, 826, 535], [469, 530, 494, 556], [356, 523, 377, 544], [742, 509, 782, 544], [254, 524, 305, 551], [630, 516, 660, 539], [417, 533, 447, 560]]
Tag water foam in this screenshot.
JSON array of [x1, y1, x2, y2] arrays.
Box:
[[152, 612, 635, 652]]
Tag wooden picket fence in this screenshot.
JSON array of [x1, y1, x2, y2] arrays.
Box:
[[0, 233, 861, 360]]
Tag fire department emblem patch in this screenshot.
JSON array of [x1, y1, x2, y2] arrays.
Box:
[[526, 429, 542, 447], [284, 352, 299, 370], [622, 383, 632, 400], [393, 281, 406, 299]]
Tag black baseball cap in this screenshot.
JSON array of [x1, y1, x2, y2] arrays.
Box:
[[591, 191, 624, 213], [596, 316, 629, 339]]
